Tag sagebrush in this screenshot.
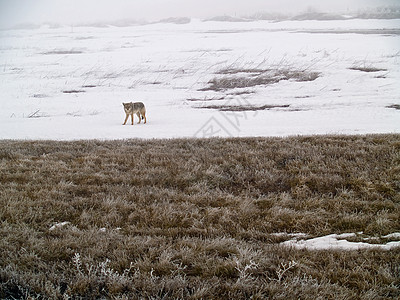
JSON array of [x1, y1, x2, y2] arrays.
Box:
[[0, 135, 399, 299]]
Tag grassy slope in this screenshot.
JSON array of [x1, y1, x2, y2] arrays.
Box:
[[0, 134, 399, 299]]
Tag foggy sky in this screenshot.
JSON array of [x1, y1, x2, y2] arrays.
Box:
[[0, 0, 398, 27]]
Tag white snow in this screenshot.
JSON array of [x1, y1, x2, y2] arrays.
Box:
[[383, 232, 400, 239], [49, 221, 70, 231], [1, 19, 399, 140], [281, 232, 400, 250]]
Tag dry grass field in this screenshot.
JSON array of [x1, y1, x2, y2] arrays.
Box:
[[0, 134, 399, 299]]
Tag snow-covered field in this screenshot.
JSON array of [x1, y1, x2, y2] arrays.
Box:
[[1, 19, 399, 140]]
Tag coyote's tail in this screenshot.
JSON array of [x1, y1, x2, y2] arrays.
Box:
[[141, 116, 144, 120]]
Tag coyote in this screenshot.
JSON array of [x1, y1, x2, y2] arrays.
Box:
[[122, 102, 147, 125]]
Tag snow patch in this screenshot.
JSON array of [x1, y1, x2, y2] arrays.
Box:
[[49, 221, 71, 231], [383, 233, 400, 239], [281, 233, 400, 251]]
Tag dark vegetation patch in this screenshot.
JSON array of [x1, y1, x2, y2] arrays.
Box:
[[43, 50, 84, 55], [62, 90, 86, 94], [291, 12, 348, 21], [298, 29, 400, 35], [31, 94, 48, 98], [205, 16, 252, 22], [386, 104, 400, 110], [201, 68, 320, 91], [186, 92, 254, 103], [147, 81, 163, 85], [26, 109, 49, 118], [295, 95, 314, 99], [198, 104, 290, 111], [158, 17, 191, 24], [217, 68, 268, 75], [349, 66, 387, 72], [0, 135, 399, 299], [187, 96, 226, 102]]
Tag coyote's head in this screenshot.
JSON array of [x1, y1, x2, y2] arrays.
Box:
[[123, 102, 133, 114]]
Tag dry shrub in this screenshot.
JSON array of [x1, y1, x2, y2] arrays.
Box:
[[201, 68, 320, 91], [0, 134, 399, 298], [349, 66, 387, 72], [386, 104, 400, 110]]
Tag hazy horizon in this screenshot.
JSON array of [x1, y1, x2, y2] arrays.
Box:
[[0, 0, 399, 28]]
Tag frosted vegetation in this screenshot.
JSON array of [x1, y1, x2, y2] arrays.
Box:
[[1, 135, 399, 298]]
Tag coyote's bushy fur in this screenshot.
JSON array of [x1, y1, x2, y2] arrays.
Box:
[[123, 102, 147, 125]]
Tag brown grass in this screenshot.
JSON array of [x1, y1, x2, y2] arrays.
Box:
[[0, 135, 399, 299]]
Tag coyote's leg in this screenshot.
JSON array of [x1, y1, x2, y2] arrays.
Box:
[[136, 112, 141, 124], [123, 114, 129, 125], [131, 114, 134, 125], [143, 112, 147, 124]]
